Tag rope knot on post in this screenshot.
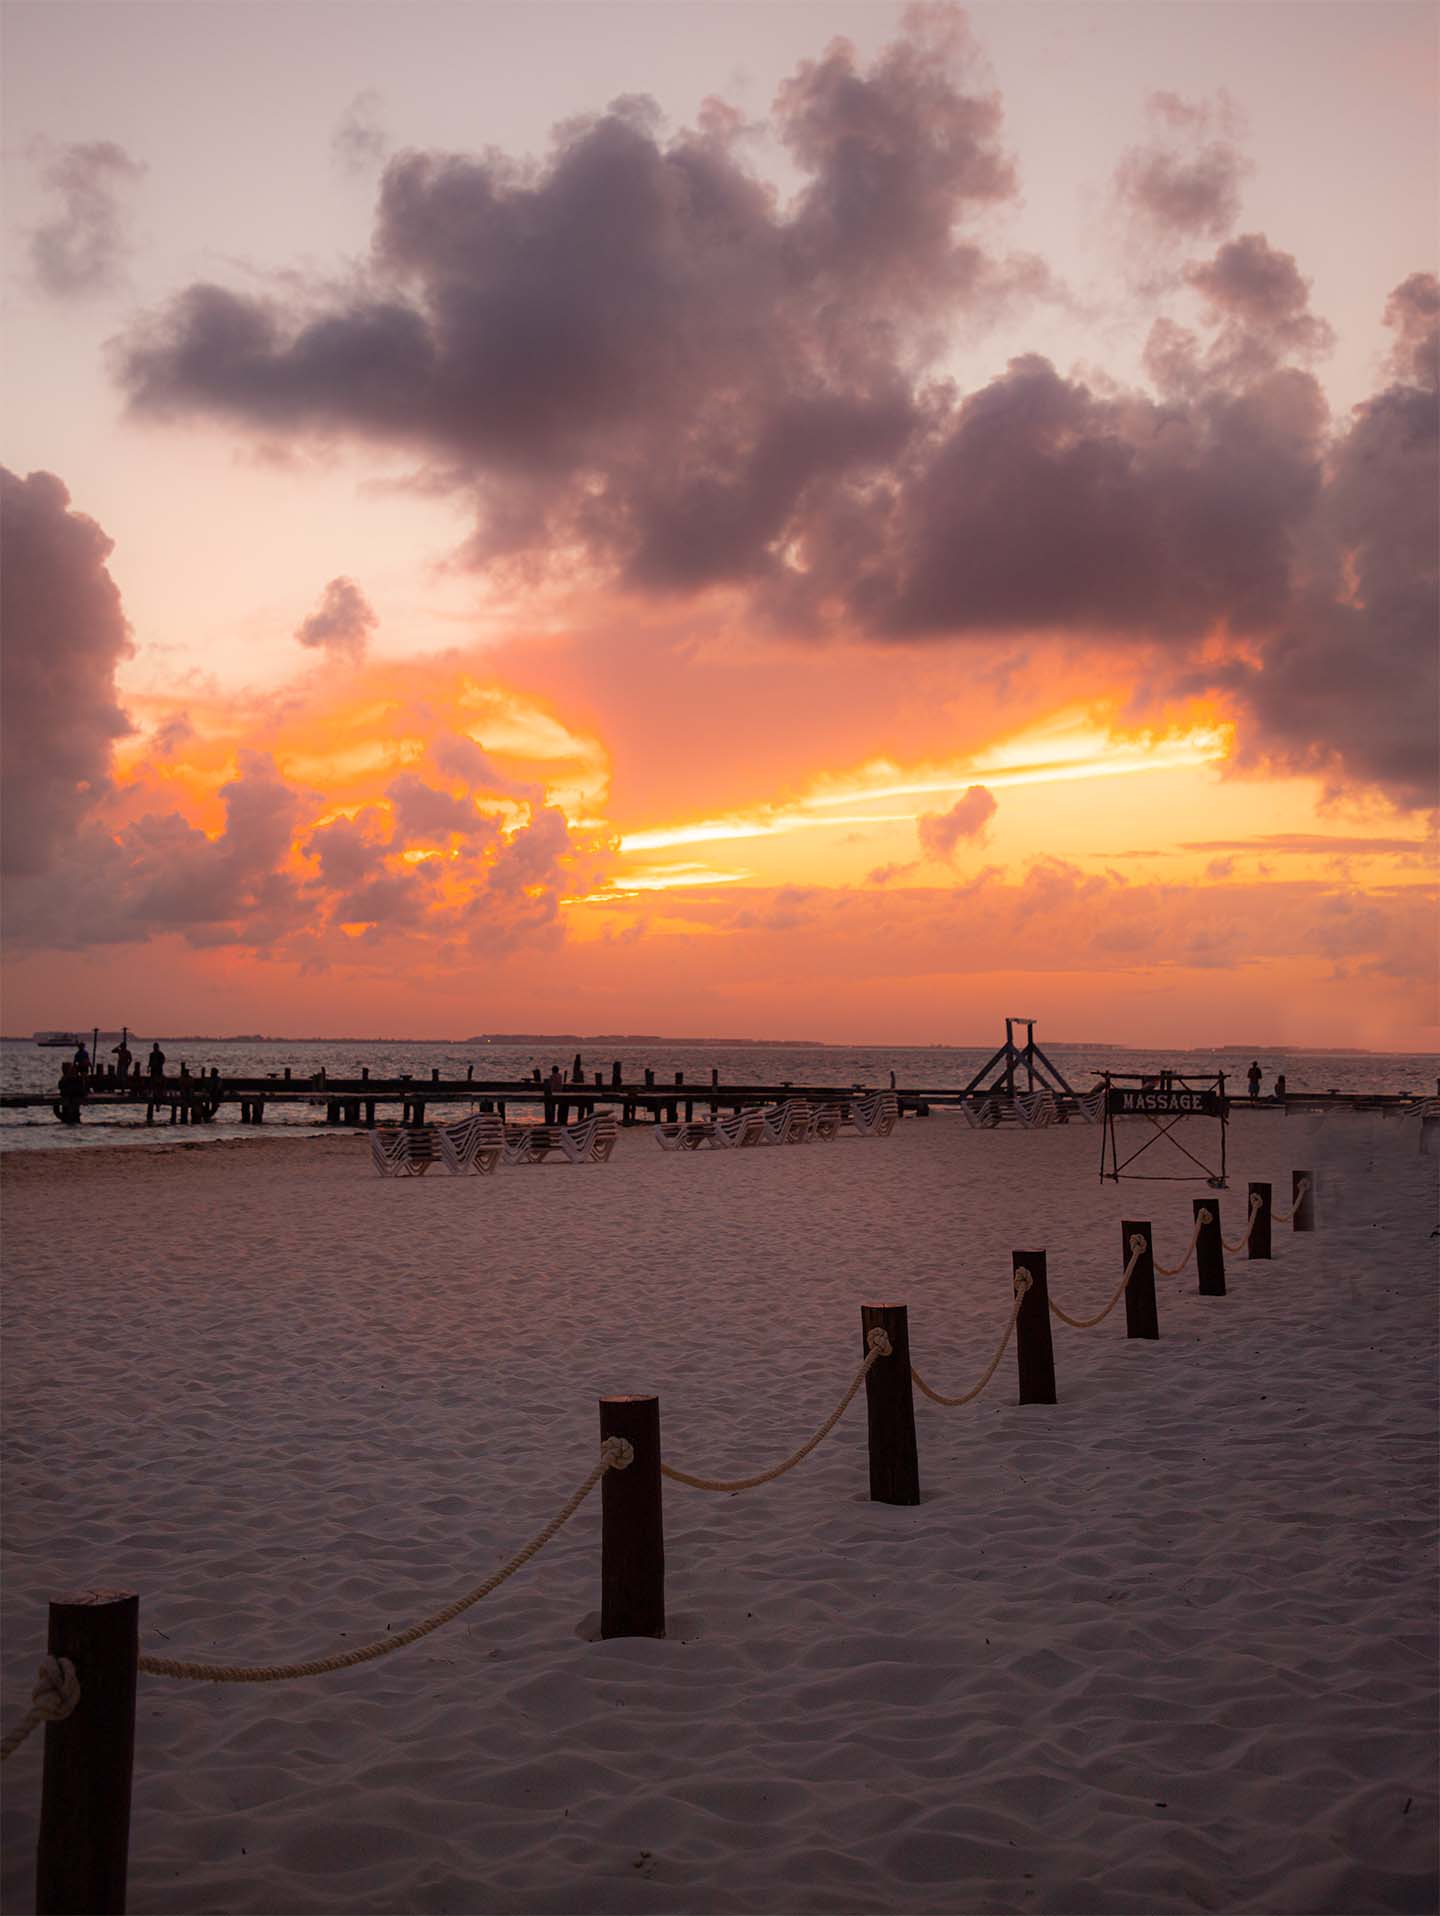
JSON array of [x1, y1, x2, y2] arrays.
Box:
[[1013, 1269, 1034, 1295], [1129, 1233, 1148, 1254], [30, 1656, 80, 1724], [601, 1436, 635, 1471], [866, 1326, 894, 1357], [0, 1656, 81, 1763]]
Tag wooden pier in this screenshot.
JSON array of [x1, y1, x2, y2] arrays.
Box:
[[2, 1065, 1429, 1129]]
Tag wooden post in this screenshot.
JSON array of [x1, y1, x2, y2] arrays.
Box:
[[859, 1304, 919, 1505], [1292, 1168, 1315, 1232], [431, 1068, 440, 1084], [1012, 1252, 1056, 1403], [1248, 1182, 1272, 1259], [1122, 1221, 1159, 1340], [710, 1067, 719, 1118], [283, 1066, 291, 1080], [599, 1396, 665, 1639], [644, 1068, 654, 1088], [611, 1060, 622, 1087], [1194, 1199, 1226, 1296], [36, 1588, 138, 1916]]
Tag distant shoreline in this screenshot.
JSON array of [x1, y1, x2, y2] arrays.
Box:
[[2, 1035, 1426, 1056]]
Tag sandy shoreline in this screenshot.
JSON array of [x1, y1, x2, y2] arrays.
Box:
[[2, 1111, 1436, 1913]]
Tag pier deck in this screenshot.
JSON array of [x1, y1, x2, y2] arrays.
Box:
[[2, 1074, 1428, 1127]]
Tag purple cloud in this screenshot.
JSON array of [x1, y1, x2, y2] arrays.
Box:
[[918, 786, 997, 862]]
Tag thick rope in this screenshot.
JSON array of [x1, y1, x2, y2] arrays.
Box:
[[1221, 1192, 1264, 1253], [0, 1657, 80, 1762], [137, 1440, 631, 1684], [1270, 1177, 1310, 1224], [911, 1273, 1033, 1406], [660, 1328, 892, 1492], [1048, 1238, 1148, 1330], [1152, 1209, 1211, 1277]]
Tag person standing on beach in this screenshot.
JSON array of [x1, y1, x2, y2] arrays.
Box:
[[1247, 1060, 1263, 1100]]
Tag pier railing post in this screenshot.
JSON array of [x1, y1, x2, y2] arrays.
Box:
[[1248, 1182, 1272, 1259], [1012, 1252, 1056, 1403], [36, 1589, 138, 1916], [1122, 1222, 1159, 1339], [599, 1396, 665, 1639], [1195, 1200, 1226, 1296], [1292, 1168, 1315, 1232], [860, 1305, 919, 1505]]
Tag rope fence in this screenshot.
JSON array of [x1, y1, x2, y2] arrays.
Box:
[[1152, 1208, 1209, 1275], [1047, 1237, 1148, 1330], [1222, 1191, 1264, 1253], [1271, 1175, 1311, 1224], [2, 1159, 1319, 1915], [660, 1328, 891, 1491], [911, 1273, 1032, 1405], [136, 1439, 631, 1685]]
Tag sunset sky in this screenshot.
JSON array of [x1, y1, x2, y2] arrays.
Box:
[[2, 1, 1435, 1046]]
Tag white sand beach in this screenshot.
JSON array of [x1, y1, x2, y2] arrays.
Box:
[[2, 1110, 1436, 1914]]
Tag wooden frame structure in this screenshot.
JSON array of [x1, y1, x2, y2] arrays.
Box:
[[1099, 1070, 1228, 1185], [961, 1018, 1076, 1099]]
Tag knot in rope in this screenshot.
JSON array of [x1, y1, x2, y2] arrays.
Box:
[[866, 1326, 893, 1357], [30, 1657, 79, 1725], [0, 1657, 79, 1763], [601, 1436, 634, 1471], [1128, 1233, 1148, 1254], [1013, 1269, 1034, 1295], [1197, 1208, 1212, 1226]]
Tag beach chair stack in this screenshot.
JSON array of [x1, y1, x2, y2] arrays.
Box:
[[371, 1110, 613, 1176], [653, 1092, 894, 1155]]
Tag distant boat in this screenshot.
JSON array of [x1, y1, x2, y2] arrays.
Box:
[[34, 1031, 84, 1048]]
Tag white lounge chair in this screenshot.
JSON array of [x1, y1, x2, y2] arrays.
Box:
[[559, 1112, 618, 1163], [759, 1100, 812, 1145], [370, 1125, 440, 1176], [654, 1120, 708, 1151], [436, 1112, 504, 1174], [850, 1091, 899, 1138], [711, 1110, 764, 1147], [807, 1102, 843, 1141]]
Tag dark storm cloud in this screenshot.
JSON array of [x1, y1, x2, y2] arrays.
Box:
[[0, 468, 133, 875], [112, 10, 1437, 811], [118, 10, 1024, 590], [295, 577, 377, 660], [29, 141, 145, 298]]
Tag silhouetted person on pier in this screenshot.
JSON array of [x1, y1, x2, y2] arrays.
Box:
[[148, 1043, 166, 1079], [73, 1042, 90, 1072], [545, 1064, 563, 1123], [1275, 1073, 1287, 1102], [1247, 1061, 1263, 1101], [113, 1039, 132, 1077]]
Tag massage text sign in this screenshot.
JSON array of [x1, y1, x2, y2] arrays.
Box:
[[1107, 1088, 1222, 1118]]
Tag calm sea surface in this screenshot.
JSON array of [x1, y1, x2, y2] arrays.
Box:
[[2, 1036, 1435, 1153]]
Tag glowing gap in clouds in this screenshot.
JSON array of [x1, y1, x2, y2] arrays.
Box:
[[620, 724, 1229, 856]]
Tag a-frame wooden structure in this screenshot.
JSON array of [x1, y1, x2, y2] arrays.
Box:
[[962, 1018, 1076, 1098]]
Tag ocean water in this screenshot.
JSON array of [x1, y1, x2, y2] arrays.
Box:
[[2, 1036, 1435, 1153]]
